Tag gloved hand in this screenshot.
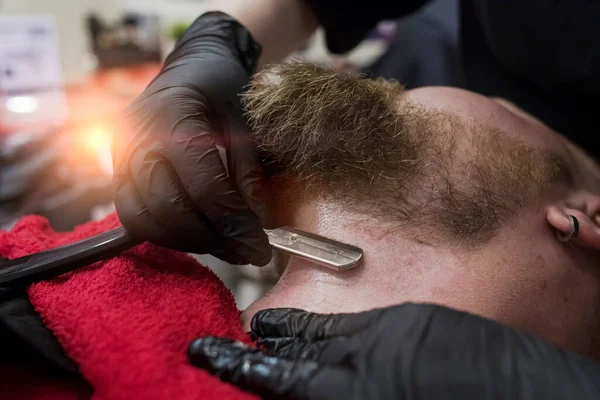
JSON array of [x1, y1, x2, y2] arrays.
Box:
[[188, 303, 600, 400], [112, 11, 271, 266]]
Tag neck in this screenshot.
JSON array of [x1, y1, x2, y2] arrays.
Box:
[[242, 200, 503, 330]]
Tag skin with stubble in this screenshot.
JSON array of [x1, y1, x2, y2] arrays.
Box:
[[241, 62, 600, 360]]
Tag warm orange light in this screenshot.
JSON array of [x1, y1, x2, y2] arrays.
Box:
[[65, 122, 114, 176], [82, 126, 111, 152]]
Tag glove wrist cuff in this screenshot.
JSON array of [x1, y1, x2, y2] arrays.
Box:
[[172, 11, 263, 76]]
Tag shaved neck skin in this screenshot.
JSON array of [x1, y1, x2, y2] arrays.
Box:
[[241, 198, 536, 332], [242, 187, 600, 361]]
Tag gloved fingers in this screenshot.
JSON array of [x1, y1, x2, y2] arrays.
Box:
[[111, 102, 152, 179], [113, 178, 175, 248], [124, 153, 253, 264], [209, 239, 259, 265], [167, 113, 271, 266], [188, 337, 353, 400], [251, 308, 384, 340], [226, 114, 271, 228], [209, 207, 271, 266], [128, 146, 221, 251], [259, 335, 361, 365]]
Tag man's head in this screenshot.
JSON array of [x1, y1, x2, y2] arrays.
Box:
[[242, 61, 600, 359], [245, 62, 568, 244]]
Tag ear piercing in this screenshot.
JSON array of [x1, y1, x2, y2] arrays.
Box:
[[556, 215, 579, 243]]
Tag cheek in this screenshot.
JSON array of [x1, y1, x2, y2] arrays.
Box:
[[558, 250, 600, 315], [527, 251, 600, 355], [563, 252, 600, 356]]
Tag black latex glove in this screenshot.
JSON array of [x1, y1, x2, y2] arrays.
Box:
[[112, 12, 271, 266], [188, 303, 600, 400]]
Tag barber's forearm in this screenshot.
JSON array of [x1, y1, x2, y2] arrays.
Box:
[[205, 0, 319, 68]]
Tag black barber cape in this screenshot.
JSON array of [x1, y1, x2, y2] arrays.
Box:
[[304, 0, 600, 158], [0, 287, 79, 377]]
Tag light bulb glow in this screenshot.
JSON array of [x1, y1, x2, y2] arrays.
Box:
[[82, 126, 111, 151], [6, 96, 39, 114]]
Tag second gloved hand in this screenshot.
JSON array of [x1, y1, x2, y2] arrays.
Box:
[[189, 303, 600, 400], [112, 12, 271, 266]]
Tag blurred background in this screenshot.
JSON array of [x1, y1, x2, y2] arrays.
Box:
[[0, 0, 457, 308]]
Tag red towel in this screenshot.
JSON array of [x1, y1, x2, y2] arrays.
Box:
[[0, 214, 258, 400]]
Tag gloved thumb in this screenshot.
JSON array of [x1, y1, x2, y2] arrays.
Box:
[[250, 307, 386, 340], [188, 336, 353, 400]]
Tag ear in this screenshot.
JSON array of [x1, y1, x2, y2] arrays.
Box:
[[547, 191, 600, 249]]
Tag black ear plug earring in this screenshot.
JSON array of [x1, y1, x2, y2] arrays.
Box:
[[556, 215, 579, 243]]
